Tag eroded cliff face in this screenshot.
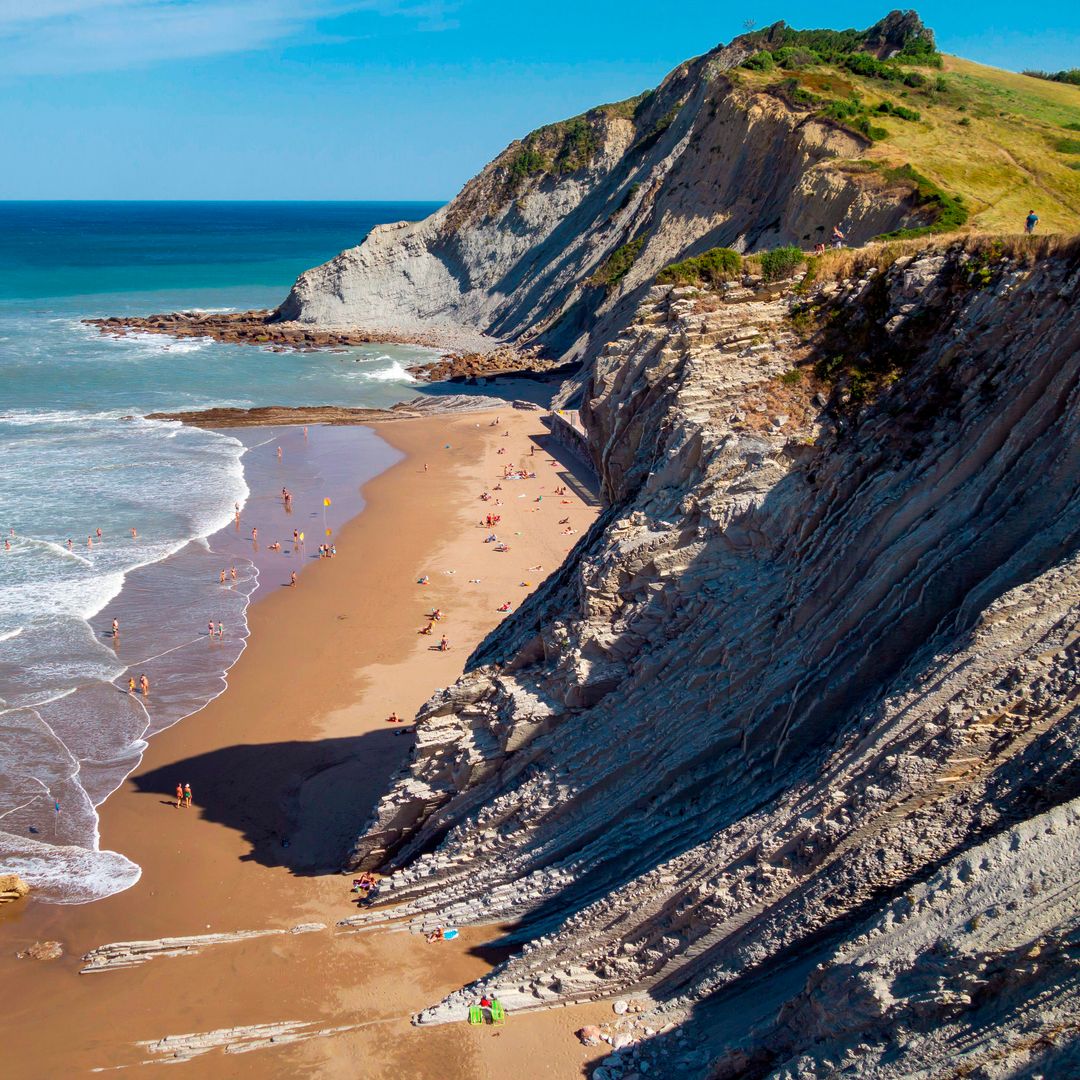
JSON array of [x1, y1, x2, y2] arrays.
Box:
[[273, 35, 928, 364], [344, 244, 1080, 1078]]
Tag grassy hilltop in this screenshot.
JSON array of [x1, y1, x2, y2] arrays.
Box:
[[733, 30, 1080, 236]]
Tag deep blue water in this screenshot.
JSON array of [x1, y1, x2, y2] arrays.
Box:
[[0, 201, 442, 299]]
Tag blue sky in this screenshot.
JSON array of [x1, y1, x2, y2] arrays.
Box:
[[1, 1, 1078, 200]]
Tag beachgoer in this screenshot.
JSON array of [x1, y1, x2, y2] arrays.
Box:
[[293, 529, 299, 546], [303, 426, 308, 439], [140, 674, 149, 697], [66, 538, 72, 549], [251, 527, 258, 542], [175, 783, 184, 809], [96, 528, 102, 539], [230, 566, 237, 581], [208, 621, 215, 637], [112, 619, 119, 637], [290, 571, 297, 586], [217, 622, 224, 638], [87, 535, 93, 548], [1025, 209, 1039, 234], [277, 446, 282, 460], [426, 926, 445, 943], [386, 711, 400, 724], [330, 545, 336, 557], [131, 527, 137, 539], [424, 463, 429, 472], [128, 677, 136, 694], [438, 635, 450, 652], [220, 569, 226, 584], [183, 783, 192, 808]]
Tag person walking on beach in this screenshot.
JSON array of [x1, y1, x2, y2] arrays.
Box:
[[67, 538, 73, 550], [131, 527, 137, 539], [87, 535, 93, 548], [220, 569, 226, 585], [183, 783, 192, 809], [208, 621, 215, 637], [112, 619, 119, 638], [1025, 209, 1039, 234], [230, 566, 237, 582], [251, 526, 258, 543], [290, 570, 297, 586], [128, 676, 136, 694], [216, 622, 223, 639], [139, 673, 149, 697], [175, 783, 184, 809]]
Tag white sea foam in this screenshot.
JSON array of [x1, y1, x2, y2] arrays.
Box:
[[0, 830, 141, 904], [360, 359, 417, 382]]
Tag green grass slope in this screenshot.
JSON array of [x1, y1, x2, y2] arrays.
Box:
[[736, 52, 1080, 235]]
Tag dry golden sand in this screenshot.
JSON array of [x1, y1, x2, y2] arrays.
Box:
[[0, 409, 608, 1077]]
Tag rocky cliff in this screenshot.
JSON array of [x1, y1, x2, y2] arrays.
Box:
[[341, 236, 1080, 1078], [274, 16, 941, 366]]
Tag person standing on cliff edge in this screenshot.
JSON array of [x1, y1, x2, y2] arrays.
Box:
[[1025, 209, 1039, 234]]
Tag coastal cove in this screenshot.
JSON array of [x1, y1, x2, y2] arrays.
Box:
[[0, 407, 606, 1075]]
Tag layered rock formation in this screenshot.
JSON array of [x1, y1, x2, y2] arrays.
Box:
[[341, 241, 1080, 1077], [273, 19, 936, 364]]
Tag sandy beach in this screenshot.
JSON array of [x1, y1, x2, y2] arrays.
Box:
[[0, 406, 608, 1077]]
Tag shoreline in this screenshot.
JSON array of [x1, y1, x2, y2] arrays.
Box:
[[1, 407, 606, 1077]]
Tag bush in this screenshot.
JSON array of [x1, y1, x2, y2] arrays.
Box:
[[554, 119, 600, 173], [876, 164, 968, 238], [743, 51, 775, 72], [1055, 138, 1080, 154], [592, 237, 646, 290], [1023, 68, 1080, 87], [756, 246, 805, 282], [903, 71, 928, 88], [876, 101, 921, 121], [657, 246, 743, 287]]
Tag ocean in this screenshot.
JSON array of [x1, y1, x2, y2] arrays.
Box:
[[0, 201, 443, 903]]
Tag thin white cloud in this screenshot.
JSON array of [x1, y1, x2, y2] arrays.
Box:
[[0, 0, 458, 74]]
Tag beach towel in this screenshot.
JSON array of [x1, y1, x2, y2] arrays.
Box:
[[491, 999, 506, 1024], [468, 1006, 483, 1025], [443, 928, 459, 940]]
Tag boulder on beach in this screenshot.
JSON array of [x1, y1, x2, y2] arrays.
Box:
[[0, 874, 30, 904], [18, 941, 63, 961]]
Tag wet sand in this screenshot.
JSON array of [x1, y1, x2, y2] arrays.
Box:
[[0, 408, 607, 1077]]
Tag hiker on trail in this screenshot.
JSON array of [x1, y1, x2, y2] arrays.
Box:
[[1025, 209, 1039, 234], [832, 225, 845, 249]]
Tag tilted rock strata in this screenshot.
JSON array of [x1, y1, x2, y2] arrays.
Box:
[[274, 39, 929, 371], [346, 246, 1080, 1075]]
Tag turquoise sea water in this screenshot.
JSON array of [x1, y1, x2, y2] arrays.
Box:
[[0, 201, 442, 902]]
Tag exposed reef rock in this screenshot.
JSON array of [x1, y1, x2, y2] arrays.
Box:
[[272, 27, 934, 369], [345, 241, 1080, 1076]]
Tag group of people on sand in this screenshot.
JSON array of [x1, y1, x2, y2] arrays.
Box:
[[501, 465, 536, 481], [173, 782, 193, 809], [207, 621, 225, 639]]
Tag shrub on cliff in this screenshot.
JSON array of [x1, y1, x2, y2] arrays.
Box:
[[592, 237, 647, 290], [876, 164, 968, 239], [657, 247, 742, 287], [755, 246, 805, 282], [1023, 68, 1080, 87]]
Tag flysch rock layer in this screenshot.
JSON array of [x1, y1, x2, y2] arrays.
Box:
[[272, 24, 932, 370], [343, 244, 1080, 1078]]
